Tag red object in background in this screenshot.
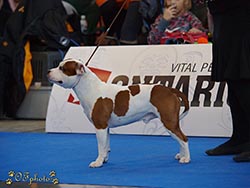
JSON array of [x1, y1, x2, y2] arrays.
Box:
[[161, 31, 208, 44], [88, 66, 111, 83], [67, 93, 80, 105], [197, 37, 208, 44]]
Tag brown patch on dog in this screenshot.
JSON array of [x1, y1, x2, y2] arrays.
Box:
[[114, 90, 130, 116], [150, 85, 188, 142], [170, 88, 189, 113], [92, 97, 113, 129], [60, 61, 78, 76], [128, 85, 140, 96]]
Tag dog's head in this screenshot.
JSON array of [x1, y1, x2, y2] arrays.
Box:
[[47, 59, 85, 88]]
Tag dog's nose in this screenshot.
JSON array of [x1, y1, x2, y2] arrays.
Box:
[[47, 70, 51, 74]]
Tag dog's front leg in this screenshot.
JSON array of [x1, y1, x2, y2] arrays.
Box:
[[89, 128, 110, 168]]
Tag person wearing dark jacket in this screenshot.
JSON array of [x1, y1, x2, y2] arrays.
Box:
[[0, 0, 79, 119], [206, 0, 250, 162], [0, 0, 12, 36]]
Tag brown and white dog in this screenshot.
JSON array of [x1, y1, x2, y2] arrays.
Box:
[[47, 59, 191, 168]]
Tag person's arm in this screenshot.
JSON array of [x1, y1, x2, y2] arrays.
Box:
[[188, 12, 206, 33], [147, 15, 167, 44]]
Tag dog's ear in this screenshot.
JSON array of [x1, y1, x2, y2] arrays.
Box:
[[76, 63, 85, 75]]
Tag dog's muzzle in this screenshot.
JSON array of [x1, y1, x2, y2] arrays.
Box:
[[47, 70, 63, 84]]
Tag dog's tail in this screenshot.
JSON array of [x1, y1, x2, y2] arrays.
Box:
[[170, 88, 189, 119]]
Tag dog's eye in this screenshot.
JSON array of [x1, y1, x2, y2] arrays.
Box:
[[59, 66, 64, 71]]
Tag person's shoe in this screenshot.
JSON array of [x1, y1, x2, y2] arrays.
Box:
[[205, 140, 249, 156], [233, 152, 250, 162]]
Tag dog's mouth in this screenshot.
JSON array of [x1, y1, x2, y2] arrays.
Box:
[[47, 77, 63, 85]]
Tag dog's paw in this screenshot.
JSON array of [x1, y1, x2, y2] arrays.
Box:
[[89, 160, 103, 168], [89, 155, 109, 168], [179, 157, 190, 163], [175, 153, 190, 164]]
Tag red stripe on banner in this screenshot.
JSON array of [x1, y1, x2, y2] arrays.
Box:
[[89, 67, 111, 83], [67, 93, 80, 105]]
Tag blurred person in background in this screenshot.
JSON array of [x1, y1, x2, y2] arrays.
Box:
[[147, 0, 205, 44], [96, 0, 143, 45], [62, 0, 100, 45]]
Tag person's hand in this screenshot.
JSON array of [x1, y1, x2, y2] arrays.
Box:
[[162, 5, 177, 21], [188, 28, 203, 33]]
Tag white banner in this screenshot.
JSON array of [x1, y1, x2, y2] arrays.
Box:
[[46, 44, 232, 137]]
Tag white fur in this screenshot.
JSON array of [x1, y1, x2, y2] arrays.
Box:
[[48, 59, 191, 167]]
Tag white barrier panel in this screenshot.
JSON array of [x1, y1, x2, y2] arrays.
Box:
[[46, 44, 232, 137]]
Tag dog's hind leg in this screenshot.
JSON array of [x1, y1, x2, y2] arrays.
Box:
[[89, 128, 110, 168], [167, 129, 191, 163], [150, 85, 190, 163], [161, 119, 191, 163]]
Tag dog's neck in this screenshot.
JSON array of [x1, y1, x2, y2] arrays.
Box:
[[72, 67, 106, 113]]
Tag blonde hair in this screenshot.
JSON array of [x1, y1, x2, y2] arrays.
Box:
[[165, 0, 192, 10]]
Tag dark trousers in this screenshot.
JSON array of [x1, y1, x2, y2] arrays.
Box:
[[120, 1, 142, 42], [0, 60, 11, 118], [100, 0, 142, 42], [99, 0, 126, 38], [227, 80, 250, 144]]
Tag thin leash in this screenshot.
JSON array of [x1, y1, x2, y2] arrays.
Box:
[[85, 0, 129, 67]]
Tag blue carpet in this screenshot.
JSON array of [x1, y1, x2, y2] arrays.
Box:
[[0, 132, 249, 188]]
